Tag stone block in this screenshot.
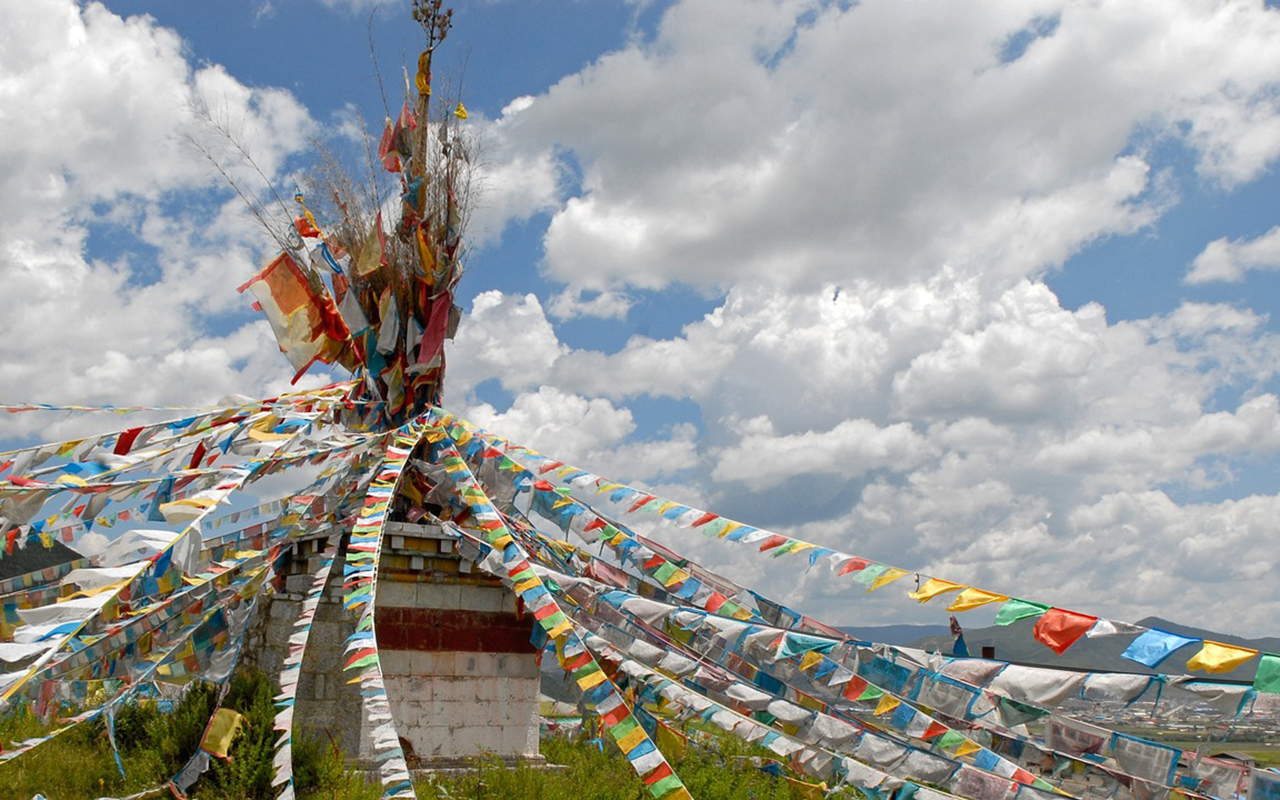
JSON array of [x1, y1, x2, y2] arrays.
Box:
[[409, 651, 452, 676], [285, 574, 313, 594], [380, 649, 412, 675], [457, 583, 503, 613], [376, 581, 416, 608], [434, 677, 474, 704], [416, 582, 461, 610]]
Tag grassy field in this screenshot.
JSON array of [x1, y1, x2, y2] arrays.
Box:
[[0, 672, 836, 799]]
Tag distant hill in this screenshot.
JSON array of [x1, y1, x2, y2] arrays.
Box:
[[838, 623, 951, 646], [908, 616, 1279, 681]]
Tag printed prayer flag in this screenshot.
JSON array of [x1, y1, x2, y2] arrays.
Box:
[[201, 708, 245, 759], [1255, 653, 1280, 695], [993, 598, 1049, 626], [1032, 608, 1097, 654], [874, 695, 901, 716], [1186, 641, 1258, 674], [1122, 628, 1199, 668], [947, 587, 1009, 612], [909, 578, 965, 603]]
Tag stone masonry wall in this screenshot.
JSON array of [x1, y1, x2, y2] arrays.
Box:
[[241, 523, 543, 768]]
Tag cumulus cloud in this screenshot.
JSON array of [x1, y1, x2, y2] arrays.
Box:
[[1186, 224, 1280, 283], [447, 275, 1280, 634], [0, 0, 318, 444], [6, 0, 1280, 640], [494, 0, 1280, 292]]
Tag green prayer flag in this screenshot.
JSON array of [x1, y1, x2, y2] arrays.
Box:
[[994, 598, 1050, 626], [611, 715, 639, 738], [1254, 653, 1280, 694], [859, 684, 885, 702], [938, 730, 967, 749], [852, 564, 889, 586], [652, 561, 679, 583]]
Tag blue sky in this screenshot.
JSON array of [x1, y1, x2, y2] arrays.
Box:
[[3, 0, 1280, 635]]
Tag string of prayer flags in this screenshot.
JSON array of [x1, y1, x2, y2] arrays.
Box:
[[338, 419, 426, 800], [427, 414, 692, 799], [458, 419, 1176, 676]]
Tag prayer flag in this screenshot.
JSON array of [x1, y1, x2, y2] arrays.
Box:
[[1033, 608, 1097, 654], [1186, 641, 1258, 674]]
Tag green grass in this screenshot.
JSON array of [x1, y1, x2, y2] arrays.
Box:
[[0, 670, 357, 800], [2, 678, 835, 800], [409, 731, 842, 800]]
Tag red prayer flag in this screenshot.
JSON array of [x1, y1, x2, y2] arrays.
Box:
[[691, 512, 719, 527], [114, 427, 143, 456], [837, 557, 870, 576], [642, 762, 674, 785], [842, 676, 869, 701], [758, 534, 789, 552], [187, 441, 207, 471], [1032, 608, 1097, 654]]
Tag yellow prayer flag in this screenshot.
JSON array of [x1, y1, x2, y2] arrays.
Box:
[[873, 695, 900, 716], [955, 739, 983, 757], [615, 725, 647, 753], [201, 708, 245, 759], [454, 102, 468, 120], [655, 721, 689, 758], [576, 669, 608, 690], [799, 650, 824, 671], [785, 776, 829, 800], [1186, 641, 1258, 674], [947, 587, 1010, 612], [869, 568, 909, 591], [908, 578, 965, 603], [246, 428, 295, 442]]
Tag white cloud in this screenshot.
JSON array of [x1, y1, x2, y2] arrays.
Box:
[[0, 1, 319, 445], [494, 0, 1280, 292], [5, 0, 1280, 641], [546, 288, 634, 320], [1186, 224, 1280, 283], [711, 416, 933, 488], [448, 274, 1280, 634], [446, 291, 565, 400]]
